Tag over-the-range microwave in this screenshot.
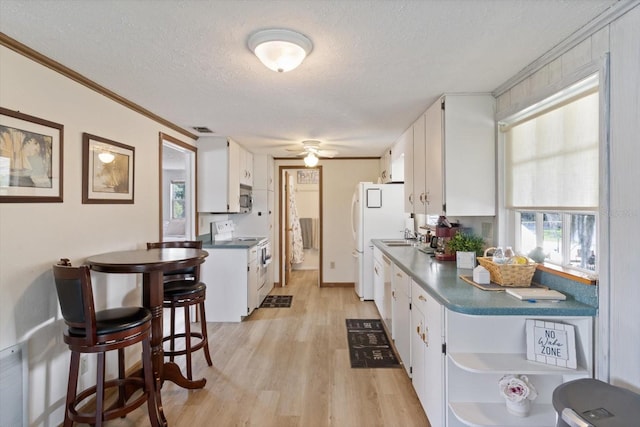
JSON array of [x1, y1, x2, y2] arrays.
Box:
[[239, 185, 252, 213]]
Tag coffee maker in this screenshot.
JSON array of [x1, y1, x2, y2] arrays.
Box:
[[432, 225, 459, 261]]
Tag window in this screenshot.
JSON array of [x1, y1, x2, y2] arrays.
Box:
[[517, 211, 597, 271], [170, 181, 185, 220], [501, 74, 599, 273]]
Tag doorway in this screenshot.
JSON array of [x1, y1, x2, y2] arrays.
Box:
[[280, 165, 322, 288], [159, 133, 196, 241]]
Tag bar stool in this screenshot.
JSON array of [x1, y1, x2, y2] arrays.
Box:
[[53, 259, 159, 427], [146, 241, 212, 380]]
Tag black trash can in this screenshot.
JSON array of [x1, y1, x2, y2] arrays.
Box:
[[553, 378, 640, 426]]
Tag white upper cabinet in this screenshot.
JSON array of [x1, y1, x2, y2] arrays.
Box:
[[390, 136, 405, 183], [380, 149, 392, 183], [252, 154, 274, 191], [420, 94, 496, 217], [402, 127, 414, 213], [424, 101, 443, 216], [238, 145, 253, 187], [197, 137, 248, 212], [412, 113, 427, 215]]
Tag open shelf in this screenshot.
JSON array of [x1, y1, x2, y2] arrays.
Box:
[[449, 402, 556, 427], [448, 352, 589, 376]]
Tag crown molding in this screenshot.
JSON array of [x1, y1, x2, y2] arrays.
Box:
[[493, 0, 638, 97], [0, 32, 197, 140]]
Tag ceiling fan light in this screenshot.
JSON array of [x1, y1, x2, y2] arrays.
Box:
[[304, 152, 319, 167], [248, 29, 313, 73]]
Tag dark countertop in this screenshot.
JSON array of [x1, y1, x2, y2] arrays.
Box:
[[201, 237, 264, 249], [372, 240, 597, 317]]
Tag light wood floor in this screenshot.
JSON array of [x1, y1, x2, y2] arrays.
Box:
[[110, 270, 430, 427]]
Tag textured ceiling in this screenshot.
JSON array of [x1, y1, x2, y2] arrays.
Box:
[[0, 0, 618, 157]]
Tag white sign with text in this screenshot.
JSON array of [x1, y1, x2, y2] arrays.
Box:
[[526, 319, 577, 369]]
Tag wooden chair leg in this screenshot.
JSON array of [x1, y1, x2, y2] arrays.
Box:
[[199, 300, 213, 366], [169, 304, 176, 362], [95, 352, 106, 427], [64, 352, 81, 427], [142, 335, 161, 427], [184, 304, 192, 380], [117, 348, 126, 411]]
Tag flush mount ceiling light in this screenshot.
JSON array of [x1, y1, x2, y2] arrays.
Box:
[[304, 152, 319, 167], [248, 28, 313, 73]]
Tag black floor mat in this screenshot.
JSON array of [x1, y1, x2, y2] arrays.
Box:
[[345, 319, 400, 368], [260, 295, 293, 308]]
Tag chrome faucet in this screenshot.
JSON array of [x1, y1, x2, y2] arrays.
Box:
[[404, 228, 417, 240]]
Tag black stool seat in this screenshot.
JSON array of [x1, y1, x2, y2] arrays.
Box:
[[69, 307, 151, 336], [163, 281, 206, 297]]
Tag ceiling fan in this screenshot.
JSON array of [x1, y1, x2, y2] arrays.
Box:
[[286, 140, 339, 166]]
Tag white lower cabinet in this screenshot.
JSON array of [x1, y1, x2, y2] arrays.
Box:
[[373, 247, 385, 317], [445, 311, 593, 427], [406, 281, 593, 427], [411, 280, 445, 427], [202, 245, 259, 322], [392, 264, 411, 377]]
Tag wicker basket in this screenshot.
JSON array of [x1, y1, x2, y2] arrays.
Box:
[[476, 257, 537, 287]]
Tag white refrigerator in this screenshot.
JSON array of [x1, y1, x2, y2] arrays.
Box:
[[351, 182, 408, 300]]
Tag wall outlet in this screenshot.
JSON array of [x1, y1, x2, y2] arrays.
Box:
[[80, 355, 88, 375], [330, 261, 335, 269]]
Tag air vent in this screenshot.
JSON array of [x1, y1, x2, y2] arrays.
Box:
[[192, 126, 214, 133]]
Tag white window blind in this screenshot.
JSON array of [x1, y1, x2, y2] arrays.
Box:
[[502, 80, 599, 210]]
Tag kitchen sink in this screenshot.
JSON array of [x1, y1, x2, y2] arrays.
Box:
[[383, 241, 415, 247], [381, 239, 413, 244]]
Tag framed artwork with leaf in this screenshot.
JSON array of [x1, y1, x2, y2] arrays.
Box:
[[0, 107, 64, 203], [82, 133, 134, 204]]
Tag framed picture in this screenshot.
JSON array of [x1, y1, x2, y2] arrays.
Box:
[[526, 319, 577, 369], [82, 133, 134, 204], [297, 169, 318, 185], [0, 107, 63, 203]]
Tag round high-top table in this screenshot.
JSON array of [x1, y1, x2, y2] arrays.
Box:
[[86, 247, 209, 426]]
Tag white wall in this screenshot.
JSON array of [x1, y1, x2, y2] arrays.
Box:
[[495, 4, 640, 391], [0, 45, 196, 425], [293, 178, 319, 219], [274, 159, 380, 284]]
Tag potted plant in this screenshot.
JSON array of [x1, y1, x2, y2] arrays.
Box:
[[446, 231, 485, 268]]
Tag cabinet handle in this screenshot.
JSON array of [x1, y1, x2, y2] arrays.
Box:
[[374, 266, 379, 275], [392, 290, 395, 298], [396, 273, 402, 278], [408, 194, 414, 204], [416, 325, 421, 334], [418, 295, 426, 302]]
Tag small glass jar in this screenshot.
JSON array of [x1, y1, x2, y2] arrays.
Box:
[[492, 247, 505, 264], [504, 246, 515, 258]]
